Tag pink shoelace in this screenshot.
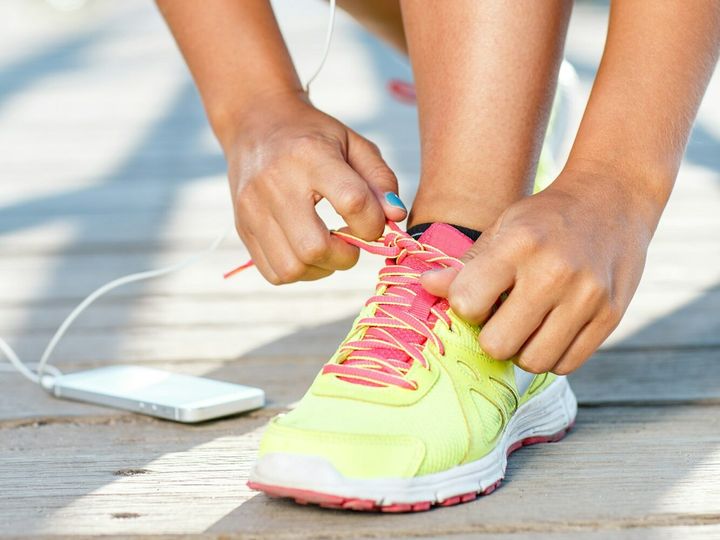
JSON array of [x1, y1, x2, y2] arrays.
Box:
[[225, 221, 463, 390]]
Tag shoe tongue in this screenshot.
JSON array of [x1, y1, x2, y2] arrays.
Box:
[[337, 223, 475, 387], [416, 223, 474, 259], [369, 223, 472, 361]]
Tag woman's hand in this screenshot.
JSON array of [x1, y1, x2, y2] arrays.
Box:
[[422, 166, 660, 374], [221, 92, 407, 284]]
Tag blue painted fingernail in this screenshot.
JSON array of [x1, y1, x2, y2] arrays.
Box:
[[384, 192, 407, 212]]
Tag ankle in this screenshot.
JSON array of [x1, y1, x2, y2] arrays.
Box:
[[409, 185, 525, 232]]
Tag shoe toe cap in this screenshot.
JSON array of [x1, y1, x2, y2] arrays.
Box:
[[256, 417, 426, 480]]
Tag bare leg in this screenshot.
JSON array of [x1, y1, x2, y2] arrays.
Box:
[[336, 0, 407, 54], [401, 0, 571, 231], [338, 0, 571, 231]]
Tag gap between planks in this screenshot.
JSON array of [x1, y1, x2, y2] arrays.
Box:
[[2, 347, 720, 427]]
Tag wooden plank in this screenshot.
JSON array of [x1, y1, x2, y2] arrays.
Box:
[[2, 283, 718, 338], [1, 290, 718, 367], [571, 348, 720, 404], [0, 0, 715, 537], [0, 248, 716, 302], [0, 252, 383, 305], [0, 180, 717, 257], [0, 358, 321, 424], [393, 528, 720, 540], [13, 528, 720, 540], [2, 348, 719, 424], [0, 294, 372, 334], [0, 187, 716, 252], [0, 405, 718, 537]]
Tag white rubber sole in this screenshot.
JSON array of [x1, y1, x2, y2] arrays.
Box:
[[249, 376, 577, 509]]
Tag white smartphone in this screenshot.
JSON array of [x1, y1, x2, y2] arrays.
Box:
[[50, 365, 265, 423]]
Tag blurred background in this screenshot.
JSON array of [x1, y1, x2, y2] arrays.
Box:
[[0, 0, 717, 372], [0, 1, 719, 535]]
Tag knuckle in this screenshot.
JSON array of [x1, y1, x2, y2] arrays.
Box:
[[289, 134, 341, 159], [517, 350, 553, 374], [511, 224, 546, 254], [545, 256, 577, 282], [297, 234, 330, 264], [516, 358, 547, 375], [275, 259, 306, 284], [462, 245, 482, 262], [264, 272, 283, 286], [551, 363, 573, 376], [337, 184, 370, 215], [288, 135, 320, 158], [580, 274, 611, 305], [234, 219, 244, 237], [448, 283, 476, 318], [365, 139, 381, 154], [554, 346, 592, 374], [367, 164, 397, 189], [479, 331, 511, 360], [234, 180, 255, 203], [599, 302, 623, 329]]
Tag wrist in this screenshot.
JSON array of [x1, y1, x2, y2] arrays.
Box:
[[553, 157, 672, 236], [209, 85, 309, 154]]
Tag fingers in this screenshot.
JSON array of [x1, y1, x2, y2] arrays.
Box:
[[239, 230, 280, 285], [227, 100, 398, 285], [422, 232, 504, 297], [550, 323, 602, 375], [421, 235, 515, 324], [317, 156, 388, 241], [271, 196, 360, 272], [513, 302, 595, 373], [419, 236, 603, 374], [238, 217, 333, 284], [347, 131, 407, 222], [550, 305, 622, 374], [420, 267, 458, 298], [445, 250, 516, 325], [478, 283, 554, 361]]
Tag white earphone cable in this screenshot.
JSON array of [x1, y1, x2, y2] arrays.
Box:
[[304, 0, 336, 94], [0, 228, 230, 387], [0, 1, 337, 390]]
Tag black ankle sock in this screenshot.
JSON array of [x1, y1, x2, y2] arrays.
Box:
[[406, 223, 482, 242]]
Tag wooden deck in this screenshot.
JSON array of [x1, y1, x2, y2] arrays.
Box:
[[1, 1, 719, 538]]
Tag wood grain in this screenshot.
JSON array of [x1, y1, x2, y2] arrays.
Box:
[[0, 0, 718, 537], [1, 405, 718, 538], [2, 348, 720, 424]]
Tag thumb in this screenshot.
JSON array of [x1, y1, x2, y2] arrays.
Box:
[[347, 131, 407, 222], [420, 267, 458, 298], [420, 237, 487, 298]]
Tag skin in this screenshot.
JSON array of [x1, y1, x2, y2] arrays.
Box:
[[157, 0, 407, 285], [157, 0, 720, 375], [420, 1, 720, 374]]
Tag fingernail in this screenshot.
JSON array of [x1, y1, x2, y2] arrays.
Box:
[[384, 192, 407, 212]]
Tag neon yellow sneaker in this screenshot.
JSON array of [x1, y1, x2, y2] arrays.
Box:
[[248, 222, 577, 512]]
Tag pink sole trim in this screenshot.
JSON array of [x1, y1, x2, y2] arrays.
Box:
[[248, 421, 574, 513]]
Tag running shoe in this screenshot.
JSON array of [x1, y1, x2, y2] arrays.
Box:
[[248, 222, 577, 512]]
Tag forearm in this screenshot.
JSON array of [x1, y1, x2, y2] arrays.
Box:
[[156, 0, 303, 149], [563, 0, 720, 227]]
